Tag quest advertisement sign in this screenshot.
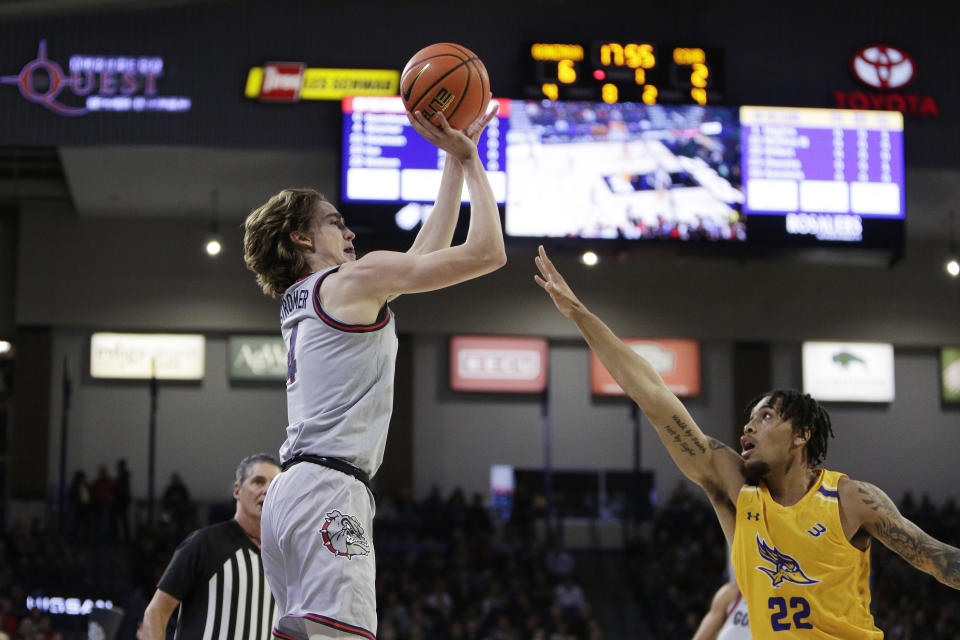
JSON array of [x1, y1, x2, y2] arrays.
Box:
[[1, 40, 191, 116]]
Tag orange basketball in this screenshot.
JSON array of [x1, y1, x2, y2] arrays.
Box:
[[400, 43, 490, 131]]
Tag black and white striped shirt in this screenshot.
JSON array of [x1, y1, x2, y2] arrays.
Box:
[[158, 519, 277, 640]]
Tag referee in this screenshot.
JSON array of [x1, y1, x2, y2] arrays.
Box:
[[138, 453, 281, 640]]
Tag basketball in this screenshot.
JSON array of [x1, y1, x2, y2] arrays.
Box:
[[400, 42, 490, 131]]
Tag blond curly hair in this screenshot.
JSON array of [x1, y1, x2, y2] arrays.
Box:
[[243, 188, 324, 299]]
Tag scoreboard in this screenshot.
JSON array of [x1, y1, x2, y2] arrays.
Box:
[[525, 41, 724, 105]]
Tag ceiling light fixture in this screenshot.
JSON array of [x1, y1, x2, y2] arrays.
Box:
[[206, 189, 222, 258], [947, 211, 958, 278]]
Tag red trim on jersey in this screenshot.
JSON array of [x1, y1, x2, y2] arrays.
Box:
[[272, 629, 299, 640], [724, 591, 743, 622], [287, 613, 376, 639], [311, 267, 391, 333]]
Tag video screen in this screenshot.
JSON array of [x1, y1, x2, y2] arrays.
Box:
[[741, 106, 904, 246], [504, 100, 744, 241], [341, 96, 508, 205]]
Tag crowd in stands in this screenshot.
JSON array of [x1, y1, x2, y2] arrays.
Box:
[[624, 482, 728, 639], [871, 492, 960, 639], [1, 465, 959, 639], [369, 486, 603, 640]]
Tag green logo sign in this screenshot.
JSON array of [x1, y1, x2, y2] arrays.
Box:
[[942, 347, 960, 403], [228, 335, 286, 380]]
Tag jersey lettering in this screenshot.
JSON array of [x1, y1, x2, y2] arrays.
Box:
[[286, 321, 299, 385], [807, 523, 827, 537], [280, 288, 310, 321]]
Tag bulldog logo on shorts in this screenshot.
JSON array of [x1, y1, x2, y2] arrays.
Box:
[[320, 510, 371, 559]]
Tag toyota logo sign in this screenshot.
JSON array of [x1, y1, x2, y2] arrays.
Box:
[[851, 45, 915, 89]]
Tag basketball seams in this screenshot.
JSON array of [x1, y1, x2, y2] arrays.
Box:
[[442, 42, 474, 60], [401, 43, 489, 130], [467, 58, 489, 122], [445, 61, 472, 126], [400, 54, 466, 94], [406, 58, 475, 119], [444, 43, 489, 124]]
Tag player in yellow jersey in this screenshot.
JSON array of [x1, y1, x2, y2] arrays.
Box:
[[533, 246, 960, 638]]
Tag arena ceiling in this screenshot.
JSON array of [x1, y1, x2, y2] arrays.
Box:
[[0, 0, 956, 246]]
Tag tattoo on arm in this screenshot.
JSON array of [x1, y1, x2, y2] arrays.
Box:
[[660, 415, 707, 457], [707, 437, 727, 451], [858, 483, 960, 589]]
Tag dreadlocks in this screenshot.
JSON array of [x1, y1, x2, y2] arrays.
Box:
[[745, 389, 835, 466]]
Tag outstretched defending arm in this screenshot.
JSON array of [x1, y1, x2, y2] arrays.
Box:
[[534, 245, 744, 505], [845, 480, 960, 589]]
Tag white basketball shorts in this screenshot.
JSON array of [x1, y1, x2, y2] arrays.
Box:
[[261, 462, 377, 639]]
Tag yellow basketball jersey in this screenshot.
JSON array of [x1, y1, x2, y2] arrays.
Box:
[[731, 469, 883, 639]]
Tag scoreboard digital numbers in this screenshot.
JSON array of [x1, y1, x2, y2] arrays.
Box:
[[526, 41, 723, 105]]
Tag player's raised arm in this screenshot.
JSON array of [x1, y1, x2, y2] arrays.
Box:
[[534, 245, 744, 500], [343, 109, 505, 301], [407, 98, 497, 256], [842, 479, 960, 589]]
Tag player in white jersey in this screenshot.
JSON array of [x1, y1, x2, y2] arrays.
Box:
[[692, 581, 750, 640], [243, 103, 505, 640]]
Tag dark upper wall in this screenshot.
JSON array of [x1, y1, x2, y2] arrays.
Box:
[[15, 167, 960, 345], [0, 0, 957, 166], [0, 209, 16, 338]]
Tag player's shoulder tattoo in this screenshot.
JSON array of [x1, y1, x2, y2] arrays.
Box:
[[854, 480, 898, 515], [856, 480, 960, 588]]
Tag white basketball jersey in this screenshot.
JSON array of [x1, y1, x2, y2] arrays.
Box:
[[279, 266, 398, 477], [717, 591, 750, 640]]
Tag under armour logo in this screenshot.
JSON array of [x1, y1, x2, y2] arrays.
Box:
[[747, 512, 760, 521], [807, 523, 827, 537]]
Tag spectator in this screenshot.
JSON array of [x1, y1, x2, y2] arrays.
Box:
[[424, 577, 453, 614], [508, 483, 535, 544], [419, 485, 447, 541], [16, 607, 43, 640], [554, 574, 587, 622], [0, 598, 15, 638], [160, 472, 192, 533], [446, 488, 468, 530], [465, 493, 493, 539], [90, 464, 115, 537], [112, 459, 132, 541], [545, 543, 574, 578], [67, 470, 92, 541]]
